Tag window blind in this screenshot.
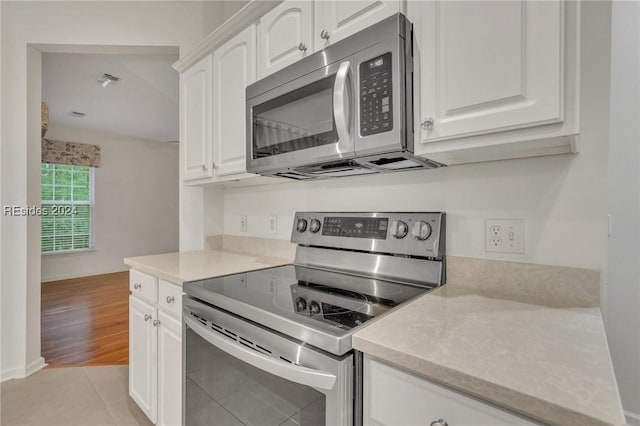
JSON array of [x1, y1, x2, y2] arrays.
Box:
[[41, 164, 93, 253]]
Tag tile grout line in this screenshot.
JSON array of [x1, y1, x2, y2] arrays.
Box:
[[189, 378, 247, 425], [81, 366, 120, 426]]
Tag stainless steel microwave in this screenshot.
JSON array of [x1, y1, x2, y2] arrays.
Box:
[[246, 13, 442, 180]]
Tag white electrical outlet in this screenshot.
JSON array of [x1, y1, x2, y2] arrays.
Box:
[[485, 219, 525, 254], [268, 215, 277, 234], [240, 215, 248, 233]]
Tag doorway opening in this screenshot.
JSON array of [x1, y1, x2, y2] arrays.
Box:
[[39, 47, 180, 367]]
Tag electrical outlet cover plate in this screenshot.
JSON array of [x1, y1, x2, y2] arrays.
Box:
[[485, 219, 525, 254], [268, 215, 277, 234]]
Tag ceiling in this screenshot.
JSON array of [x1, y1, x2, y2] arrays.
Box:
[[42, 52, 179, 142]]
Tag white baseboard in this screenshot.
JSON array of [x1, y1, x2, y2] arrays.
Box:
[[627, 410, 640, 426], [1, 357, 46, 382], [41, 267, 129, 283]]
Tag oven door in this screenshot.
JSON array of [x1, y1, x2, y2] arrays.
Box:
[[247, 58, 355, 175], [183, 297, 354, 426]]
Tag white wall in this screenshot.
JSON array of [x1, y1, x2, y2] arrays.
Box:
[[203, 0, 251, 35], [41, 125, 179, 282], [213, 1, 612, 272], [1, 1, 205, 381], [607, 1, 640, 422]]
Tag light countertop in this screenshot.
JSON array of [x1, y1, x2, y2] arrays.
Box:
[[124, 249, 292, 284], [124, 247, 624, 426], [353, 282, 625, 426]]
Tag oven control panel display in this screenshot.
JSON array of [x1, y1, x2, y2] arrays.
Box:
[[322, 217, 388, 239], [359, 52, 393, 136]]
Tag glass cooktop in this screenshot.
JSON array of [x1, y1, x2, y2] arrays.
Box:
[[183, 264, 435, 354]]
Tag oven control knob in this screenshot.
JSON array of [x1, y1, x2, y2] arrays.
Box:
[[391, 220, 409, 239], [296, 218, 308, 232], [294, 297, 307, 312], [309, 301, 321, 315], [413, 221, 432, 241], [309, 219, 321, 233]]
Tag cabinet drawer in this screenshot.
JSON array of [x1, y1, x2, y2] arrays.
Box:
[[158, 279, 182, 318], [365, 356, 540, 426], [129, 269, 157, 304]]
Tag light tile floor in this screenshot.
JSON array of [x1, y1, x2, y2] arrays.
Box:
[[0, 365, 154, 426]]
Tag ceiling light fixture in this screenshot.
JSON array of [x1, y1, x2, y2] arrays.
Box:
[[99, 73, 120, 88]]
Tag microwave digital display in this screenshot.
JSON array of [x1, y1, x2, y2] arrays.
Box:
[[359, 52, 393, 136], [369, 58, 384, 68]]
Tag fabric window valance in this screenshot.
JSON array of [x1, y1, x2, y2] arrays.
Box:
[[42, 138, 101, 167]]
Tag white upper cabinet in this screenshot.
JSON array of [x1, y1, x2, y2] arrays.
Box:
[[257, 2, 313, 79], [417, 1, 563, 142], [314, 0, 402, 49], [181, 55, 213, 182], [409, 0, 580, 166], [213, 25, 257, 177]]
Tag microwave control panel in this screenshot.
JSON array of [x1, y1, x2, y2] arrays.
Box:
[[359, 52, 393, 136]]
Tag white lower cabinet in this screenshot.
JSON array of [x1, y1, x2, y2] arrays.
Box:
[[364, 355, 540, 426], [157, 311, 183, 426], [129, 296, 157, 423], [129, 271, 183, 426]]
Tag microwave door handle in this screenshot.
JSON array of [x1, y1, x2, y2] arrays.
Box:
[[184, 315, 337, 391], [333, 61, 352, 154]]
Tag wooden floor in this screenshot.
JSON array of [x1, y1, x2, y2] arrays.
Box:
[[41, 271, 130, 367]]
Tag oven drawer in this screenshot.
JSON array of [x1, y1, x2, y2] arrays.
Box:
[[129, 269, 157, 304], [158, 279, 182, 318]]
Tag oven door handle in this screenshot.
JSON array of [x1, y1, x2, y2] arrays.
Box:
[[185, 315, 337, 391], [333, 60, 352, 155]]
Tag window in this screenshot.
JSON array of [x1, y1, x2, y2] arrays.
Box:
[[41, 163, 94, 253]]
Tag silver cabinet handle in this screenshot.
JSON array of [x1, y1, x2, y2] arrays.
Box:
[[320, 29, 330, 40], [134, 283, 141, 290], [144, 314, 152, 322], [298, 42, 307, 52], [153, 319, 161, 327], [166, 296, 175, 304], [422, 116, 435, 131], [430, 420, 448, 426]]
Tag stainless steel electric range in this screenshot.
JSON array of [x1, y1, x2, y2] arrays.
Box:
[[183, 212, 446, 426]]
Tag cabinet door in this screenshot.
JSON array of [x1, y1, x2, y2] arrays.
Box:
[[129, 296, 157, 423], [414, 1, 563, 143], [257, 1, 313, 79], [181, 55, 214, 181], [314, 0, 401, 49], [213, 25, 257, 177], [364, 356, 540, 426], [157, 311, 182, 426]]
